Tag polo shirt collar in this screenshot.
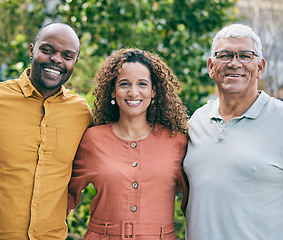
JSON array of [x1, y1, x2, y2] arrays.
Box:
[[18, 68, 70, 99], [208, 91, 270, 120]]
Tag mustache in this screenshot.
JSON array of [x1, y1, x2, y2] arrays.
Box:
[[40, 62, 66, 73]]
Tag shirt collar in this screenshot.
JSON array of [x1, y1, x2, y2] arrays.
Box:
[[207, 91, 270, 120], [18, 68, 71, 99], [207, 98, 221, 119], [243, 91, 269, 119]]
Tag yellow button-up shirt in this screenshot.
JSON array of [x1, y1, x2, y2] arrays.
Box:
[[0, 69, 92, 240]]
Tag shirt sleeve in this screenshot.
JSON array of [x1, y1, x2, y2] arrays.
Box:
[[67, 133, 92, 216]]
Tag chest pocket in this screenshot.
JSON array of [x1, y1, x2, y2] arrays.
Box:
[[53, 128, 83, 163]]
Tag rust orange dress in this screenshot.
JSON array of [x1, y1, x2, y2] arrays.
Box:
[[68, 123, 187, 240]]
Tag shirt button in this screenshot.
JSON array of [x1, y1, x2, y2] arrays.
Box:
[[130, 142, 137, 148], [132, 162, 138, 167], [130, 205, 137, 212], [132, 182, 138, 189]]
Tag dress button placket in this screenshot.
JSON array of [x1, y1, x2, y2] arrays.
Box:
[[130, 142, 138, 213]]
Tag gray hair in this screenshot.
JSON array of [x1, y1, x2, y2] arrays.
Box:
[[211, 23, 263, 63]]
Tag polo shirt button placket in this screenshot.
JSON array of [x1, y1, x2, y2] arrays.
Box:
[[217, 119, 226, 143], [217, 138, 224, 143]]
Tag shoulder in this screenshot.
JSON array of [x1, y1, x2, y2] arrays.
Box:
[[60, 88, 92, 117], [154, 124, 188, 144], [72, 94, 92, 113], [79, 124, 114, 150], [0, 78, 20, 91], [83, 124, 111, 139], [189, 98, 218, 124], [62, 87, 88, 106], [195, 98, 218, 115], [261, 92, 283, 117], [268, 96, 283, 110], [0, 78, 18, 86], [0, 69, 29, 88], [0, 77, 25, 100]]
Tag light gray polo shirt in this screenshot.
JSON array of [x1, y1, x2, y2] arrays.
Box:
[[184, 91, 283, 240]]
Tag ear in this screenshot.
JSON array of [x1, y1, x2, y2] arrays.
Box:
[[29, 43, 34, 59], [207, 57, 215, 79], [257, 57, 266, 80]]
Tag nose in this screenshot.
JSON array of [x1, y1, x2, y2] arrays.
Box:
[[50, 52, 63, 63], [227, 53, 242, 68], [128, 85, 138, 97]]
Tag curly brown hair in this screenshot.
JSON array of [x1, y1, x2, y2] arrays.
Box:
[[93, 48, 189, 136]]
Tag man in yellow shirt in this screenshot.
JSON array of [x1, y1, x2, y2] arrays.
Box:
[[0, 23, 92, 239]]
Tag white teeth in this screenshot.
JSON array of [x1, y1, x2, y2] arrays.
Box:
[[228, 74, 241, 77], [44, 68, 60, 75], [127, 100, 140, 104]]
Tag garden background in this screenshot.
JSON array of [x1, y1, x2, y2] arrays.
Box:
[[0, 0, 240, 239]]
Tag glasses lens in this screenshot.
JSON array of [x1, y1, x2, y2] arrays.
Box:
[[215, 51, 233, 63], [238, 51, 254, 63], [215, 51, 255, 63]]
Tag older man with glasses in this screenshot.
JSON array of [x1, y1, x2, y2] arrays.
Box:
[[183, 23, 283, 240]]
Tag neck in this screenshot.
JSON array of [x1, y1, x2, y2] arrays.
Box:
[[112, 117, 154, 141], [28, 74, 59, 99], [219, 91, 259, 122]]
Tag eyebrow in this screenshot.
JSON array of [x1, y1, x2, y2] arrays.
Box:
[[138, 78, 150, 82], [118, 78, 149, 82]]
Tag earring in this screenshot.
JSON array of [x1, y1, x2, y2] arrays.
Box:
[[111, 99, 116, 105], [151, 98, 155, 104]]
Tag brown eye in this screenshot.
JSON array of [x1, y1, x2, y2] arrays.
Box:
[[139, 82, 148, 86], [64, 54, 74, 60], [41, 48, 52, 54], [118, 81, 130, 87]]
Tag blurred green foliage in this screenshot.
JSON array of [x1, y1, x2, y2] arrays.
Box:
[[66, 184, 96, 239], [1, 0, 238, 113], [1, 0, 238, 239]]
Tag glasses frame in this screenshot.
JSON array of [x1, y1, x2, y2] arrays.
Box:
[[214, 50, 259, 63]]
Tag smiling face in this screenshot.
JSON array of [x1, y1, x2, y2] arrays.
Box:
[[112, 62, 156, 121], [207, 37, 265, 98], [28, 24, 80, 98]]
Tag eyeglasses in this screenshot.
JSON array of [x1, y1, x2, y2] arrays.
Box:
[[214, 50, 259, 63]]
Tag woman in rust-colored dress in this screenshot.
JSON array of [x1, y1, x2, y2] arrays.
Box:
[[67, 48, 189, 240]]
